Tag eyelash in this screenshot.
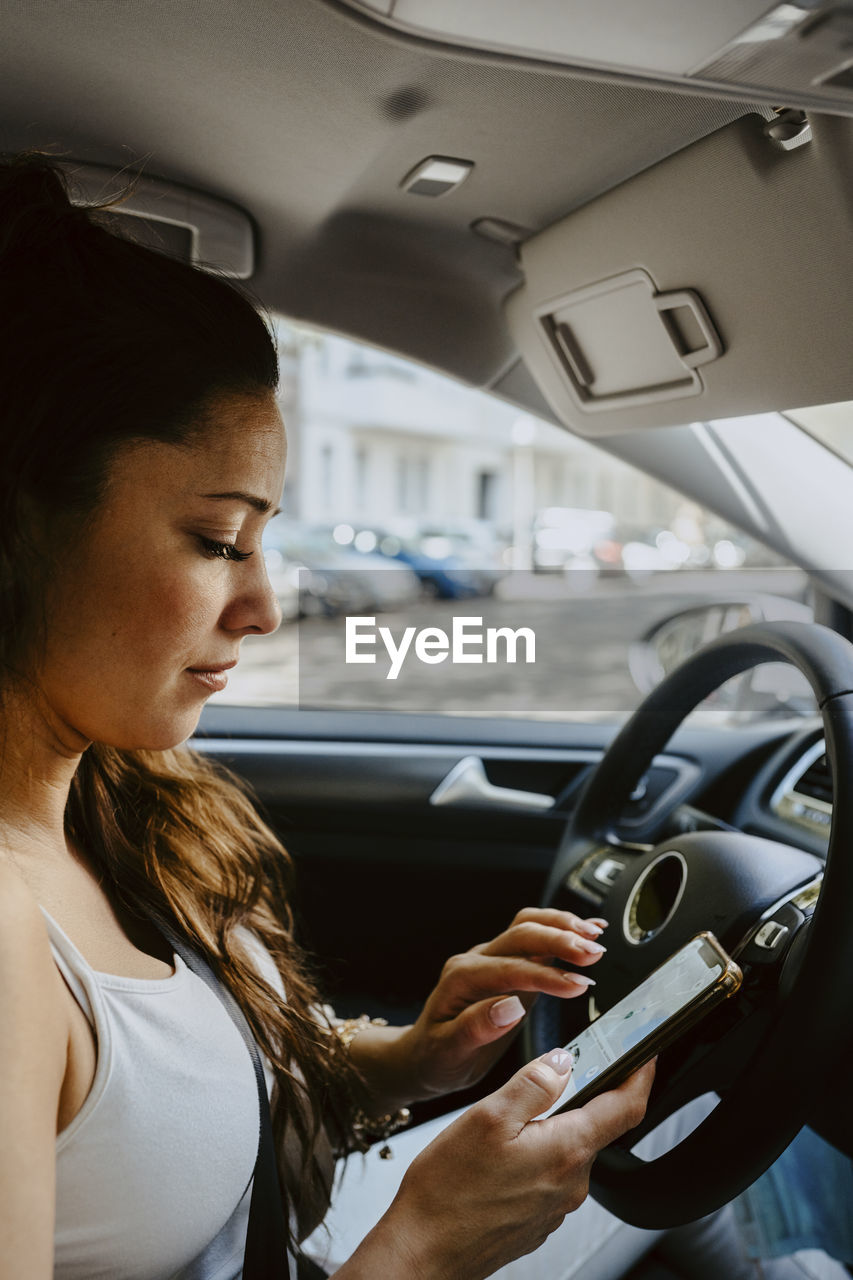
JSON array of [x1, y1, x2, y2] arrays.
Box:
[[199, 536, 254, 563]]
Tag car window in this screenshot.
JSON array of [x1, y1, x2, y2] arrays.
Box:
[[218, 319, 815, 725], [786, 402, 853, 468]]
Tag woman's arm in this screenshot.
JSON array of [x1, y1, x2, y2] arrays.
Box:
[[0, 866, 68, 1280], [344, 1022, 417, 1114]]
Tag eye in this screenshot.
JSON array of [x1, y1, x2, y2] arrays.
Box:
[[199, 536, 253, 563]]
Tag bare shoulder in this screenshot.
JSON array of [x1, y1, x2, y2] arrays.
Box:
[[0, 858, 68, 1112], [0, 860, 51, 954], [0, 861, 67, 1028], [0, 862, 68, 1277]]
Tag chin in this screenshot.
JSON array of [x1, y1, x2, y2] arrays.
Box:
[[97, 709, 205, 754]]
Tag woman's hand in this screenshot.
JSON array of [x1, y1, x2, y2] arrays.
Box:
[[396, 907, 607, 1102], [341, 1053, 655, 1280]]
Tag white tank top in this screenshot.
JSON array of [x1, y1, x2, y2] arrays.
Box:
[[42, 907, 298, 1280]]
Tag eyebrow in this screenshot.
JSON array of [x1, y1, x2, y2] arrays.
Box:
[[199, 491, 282, 516]]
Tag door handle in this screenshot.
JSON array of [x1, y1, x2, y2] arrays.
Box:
[[429, 756, 554, 812]]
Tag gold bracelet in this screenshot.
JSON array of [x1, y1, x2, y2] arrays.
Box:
[[351, 1104, 412, 1158], [334, 1012, 388, 1048], [333, 1014, 412, 1158]]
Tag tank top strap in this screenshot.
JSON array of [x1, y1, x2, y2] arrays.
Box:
[[39, 905, 98, 1028]]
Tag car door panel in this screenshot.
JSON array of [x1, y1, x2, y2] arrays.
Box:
[[194, 706, 792, 1027]]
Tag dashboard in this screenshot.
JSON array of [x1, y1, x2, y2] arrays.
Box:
[[612, 719, 832, 860], [195, 704, 848, 1150], [531, 720, 831, 930]]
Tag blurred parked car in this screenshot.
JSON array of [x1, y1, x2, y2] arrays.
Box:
[[328, 523, 503, 600], [265, 521, 421, 616], [533, 506, 614, 573], [419, 526, 508, 597], [592, 523, 680, 580]]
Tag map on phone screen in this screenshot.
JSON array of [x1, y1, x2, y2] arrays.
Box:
[[538, 935, 723, 1119]]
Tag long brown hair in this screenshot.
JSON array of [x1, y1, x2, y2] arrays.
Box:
[[0, 152, 361, 1242]]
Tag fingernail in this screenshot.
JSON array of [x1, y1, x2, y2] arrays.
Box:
[[585, 924, 604, 937], [540, 1048, 572, 1075], [490, 996, 525, 1027], [578, 939, 606, 955], [563, 973, 595, 987], [588, 919, 609, 930]]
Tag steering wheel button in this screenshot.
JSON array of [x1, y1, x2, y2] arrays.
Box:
[[593, 857, 626, 886], [754, 920, 790, 951]]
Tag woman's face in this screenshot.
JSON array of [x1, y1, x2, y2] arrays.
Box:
[[35, 390, 286, 752]]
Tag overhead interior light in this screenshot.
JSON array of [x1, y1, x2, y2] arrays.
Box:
[[401, 156, 473, 197]]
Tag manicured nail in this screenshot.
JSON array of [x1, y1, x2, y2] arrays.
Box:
[[541, 1048, 572, 1075], [578, 939, 606, 955], [585, 924, 604, 937], [563, 973, 596, 987], [588, 918, 609, 929], [490, 996, 525, 1027]]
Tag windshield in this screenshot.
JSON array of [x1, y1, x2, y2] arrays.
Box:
[[216, 322, 837, 726]]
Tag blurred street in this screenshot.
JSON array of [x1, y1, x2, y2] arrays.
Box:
[[218, 568, 810, 720]]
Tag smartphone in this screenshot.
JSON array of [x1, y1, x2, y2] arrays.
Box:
[[539, 931, 742, 1119]]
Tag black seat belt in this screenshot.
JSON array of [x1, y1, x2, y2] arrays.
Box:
[[153, 918, 328, 1279]]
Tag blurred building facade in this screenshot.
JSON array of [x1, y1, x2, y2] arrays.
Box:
[[276, 320, 690, 542]]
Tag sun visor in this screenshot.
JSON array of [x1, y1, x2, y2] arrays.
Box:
[[505, 112, 853, 435], [62, 162, 255, 278]]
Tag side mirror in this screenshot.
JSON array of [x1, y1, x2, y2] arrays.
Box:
[[629, 596, 816, 721]]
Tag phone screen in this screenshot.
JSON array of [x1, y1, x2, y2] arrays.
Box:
[[539, 934, 728, 1119]]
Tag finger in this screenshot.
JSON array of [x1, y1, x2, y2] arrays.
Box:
[[477, 923, 606, 964], [442, 993, 528, 1053], [513, 907, 608, 937], [509, 907, 609, 940], [481, 1047, 574, 1138], [476, 921, 606, 966], [457, 986, 594, 1052], [561, 1060, 656, 1153], [437, 953, 597, 1008]]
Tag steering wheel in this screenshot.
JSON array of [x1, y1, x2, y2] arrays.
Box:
[[524, 620, 853, 1228]]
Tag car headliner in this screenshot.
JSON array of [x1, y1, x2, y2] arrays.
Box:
[[7, 0, 853, 605], [2, 0, 767, 389]]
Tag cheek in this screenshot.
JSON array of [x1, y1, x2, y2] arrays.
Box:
[[53, 550, 222, 673], [107, 566, 222, 662]]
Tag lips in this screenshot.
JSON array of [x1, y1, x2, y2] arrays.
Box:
[[185, 660, 238, 693]]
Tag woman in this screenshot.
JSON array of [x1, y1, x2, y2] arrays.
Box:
[[1, 154, 844, 1280], [0, 151, 654, 1280]]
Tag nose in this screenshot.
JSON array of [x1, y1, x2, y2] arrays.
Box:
[[220, 553, 282, 638]]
